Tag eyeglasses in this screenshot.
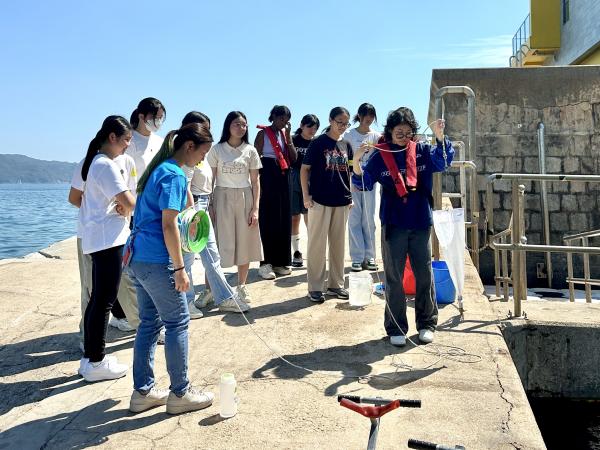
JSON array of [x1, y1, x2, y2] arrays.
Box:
[[334, 119, 351, 128], [393, 131, 414, 139], [232, 122, 248, 129]]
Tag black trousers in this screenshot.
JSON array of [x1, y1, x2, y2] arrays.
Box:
[[84, 245, 124, 362], [259, 158, 292, 267]]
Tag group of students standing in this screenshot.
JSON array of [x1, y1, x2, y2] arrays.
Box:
[[68, 97, 454, 415]]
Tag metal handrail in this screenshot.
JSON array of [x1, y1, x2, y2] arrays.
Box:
[[564, 229, 600, 303], [485, 173, 600, 317], [433, 86, 479, 270], [512, 14, 530, 60]]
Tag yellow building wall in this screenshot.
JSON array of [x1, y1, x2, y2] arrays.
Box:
[[578, 47, 600, 65], [530, 0, 561, 50]]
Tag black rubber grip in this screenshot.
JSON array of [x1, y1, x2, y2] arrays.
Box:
[[408, 439, 465, 450], [338, 394, 360, 403], [399, 399, 422, 408]]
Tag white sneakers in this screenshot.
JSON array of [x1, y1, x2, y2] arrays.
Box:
[[129, 387, 170, 413], [157, 327, 166, 345], [390, 335, 407, 347], [80, 355, 128, 382], [219, 295, 250, 313], [273, 266, 291, 276], [109, 316, 135, 332], [258, 264, 276, 280], [418, 329, 435, 344], [187, 301, 204, 320], [237, 285, 252, 303], [166, 387, 214, 415], [194, 289, 214, 308]]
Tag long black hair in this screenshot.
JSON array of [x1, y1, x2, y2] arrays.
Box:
[[130, 97, 166, 129], [82, 115, 131, 181], [182, 111, 210, 128], [138, 123, 213, 194], [383, 107, 420, 143], [353, 103, 377, 124], [294, 114, 320, 136], [219, 111, 249, 144], [322, 106, 351, 134]]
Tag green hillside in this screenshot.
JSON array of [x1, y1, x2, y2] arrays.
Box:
[[0, 154, 77, 183]]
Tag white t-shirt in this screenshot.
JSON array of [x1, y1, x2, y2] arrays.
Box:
[[190, 161, 213, 196], [79, 154, 131, 254], [126, 130, 164, 183], [206, 142, 262, 188], [71, 155, 137, 238], [344, 128, 381, 164]]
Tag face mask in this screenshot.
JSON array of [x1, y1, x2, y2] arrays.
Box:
[[144, 118, 161, 133]]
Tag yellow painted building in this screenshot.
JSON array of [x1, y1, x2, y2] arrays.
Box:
[[511, 0, 600, 67]]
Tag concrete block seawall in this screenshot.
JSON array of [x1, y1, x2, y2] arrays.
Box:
[[428, 65, 600, 288]]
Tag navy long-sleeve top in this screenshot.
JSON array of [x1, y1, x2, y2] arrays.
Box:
[[359, 139, 454, 229]]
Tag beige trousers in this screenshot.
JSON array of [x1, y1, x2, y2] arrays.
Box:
[[306, 202, 349, 292]]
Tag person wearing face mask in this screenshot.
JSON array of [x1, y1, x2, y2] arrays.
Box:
[[254, 105, 297, 280], [121, 97, 167, 340], [78, 116, 136, 382], [352, 107, 454, 347]]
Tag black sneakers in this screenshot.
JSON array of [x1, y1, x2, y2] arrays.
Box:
[[292, 251, 303, 268], [308, 291, 325, 303], [326, 287, 350, 299]]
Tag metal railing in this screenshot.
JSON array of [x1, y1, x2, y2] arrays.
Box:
[[432, 86, 480, 269], [512, 14, 531, 65], [564, 229, 600, 303], [485, 173, 600, 317]]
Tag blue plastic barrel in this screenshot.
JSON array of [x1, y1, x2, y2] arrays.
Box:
[[432, 260, 456, 304]]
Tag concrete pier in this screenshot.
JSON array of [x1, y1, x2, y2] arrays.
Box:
[[0, 230, 547, 449]]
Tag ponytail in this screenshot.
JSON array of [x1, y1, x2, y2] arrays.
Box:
[[137, 123, 213, 194], [130, 108, 139, 129], [82, 116, 131, 181]]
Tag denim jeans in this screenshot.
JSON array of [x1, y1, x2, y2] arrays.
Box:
[[183, 251, 195, 303], [128, 261, 190, 395], [194, 194, 236, 304], [348, 188, 377, 263]]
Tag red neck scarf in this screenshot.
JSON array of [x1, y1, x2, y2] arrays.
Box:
[[257, 125, 289, 171], [375, 140, 417, 198]]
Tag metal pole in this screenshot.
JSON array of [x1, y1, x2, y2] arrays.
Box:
[[583, 237, 592, 303], [518, 185, 527, 304], [367, 418, 379, 450], [511, 180, 522, 317], [566, 236, 575, 302], [538, 123, 553, 288]]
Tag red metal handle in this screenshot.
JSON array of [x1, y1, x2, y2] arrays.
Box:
[[339, 398, 400, 418]]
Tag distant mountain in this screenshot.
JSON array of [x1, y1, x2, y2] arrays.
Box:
[[0, 154, 77, 183]]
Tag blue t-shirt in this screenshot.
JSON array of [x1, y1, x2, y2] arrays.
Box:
[[362, 139, 454, 229], [132, 159, 187, 263], [302, 133, 353, 207]]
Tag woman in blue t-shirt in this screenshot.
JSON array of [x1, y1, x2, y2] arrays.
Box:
[[353, 107, 453, 347], [300, 107, 353, 303], [127, 123, 216, 415]]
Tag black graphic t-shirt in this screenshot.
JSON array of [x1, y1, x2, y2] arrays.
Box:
[[292, 135, 312, 170], [303, 133, 353, 207]]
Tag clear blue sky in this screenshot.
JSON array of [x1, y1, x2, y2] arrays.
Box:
[[0, 0, 528, 163]]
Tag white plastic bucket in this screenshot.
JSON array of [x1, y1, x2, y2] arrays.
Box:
[[348, 272, 372, 307], [219, 373, 239, 418]]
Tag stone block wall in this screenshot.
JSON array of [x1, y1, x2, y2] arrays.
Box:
[[428, 66, 600, 288]]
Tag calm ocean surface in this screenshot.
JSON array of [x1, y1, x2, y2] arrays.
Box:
[[0, 183, 78, 259]]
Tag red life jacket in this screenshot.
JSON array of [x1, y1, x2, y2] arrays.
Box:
[[374, 140, 417, 198], [257, 125, 289, 171]]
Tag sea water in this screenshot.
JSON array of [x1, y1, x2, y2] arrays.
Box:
[[0, 183, 77, 259]]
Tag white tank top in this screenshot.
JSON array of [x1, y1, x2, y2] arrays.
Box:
[[262, 129, 285, 159]]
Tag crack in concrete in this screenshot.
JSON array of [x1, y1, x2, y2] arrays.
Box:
[[495, 359, 514, 433], [38, 251, 62, 260]]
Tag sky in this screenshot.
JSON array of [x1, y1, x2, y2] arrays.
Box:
[[0, 0, 529, 163]]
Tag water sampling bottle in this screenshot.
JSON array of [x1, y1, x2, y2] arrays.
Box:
[[219, 373, 239, 418]]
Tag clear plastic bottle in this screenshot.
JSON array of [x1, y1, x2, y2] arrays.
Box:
[[219, 373, 238, 418]]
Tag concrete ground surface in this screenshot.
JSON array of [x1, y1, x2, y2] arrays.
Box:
[[0, 226, 547, 449]]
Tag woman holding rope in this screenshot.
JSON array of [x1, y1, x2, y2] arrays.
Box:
[[352, 107, 453, 346], [126, 123, 215, 414]]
